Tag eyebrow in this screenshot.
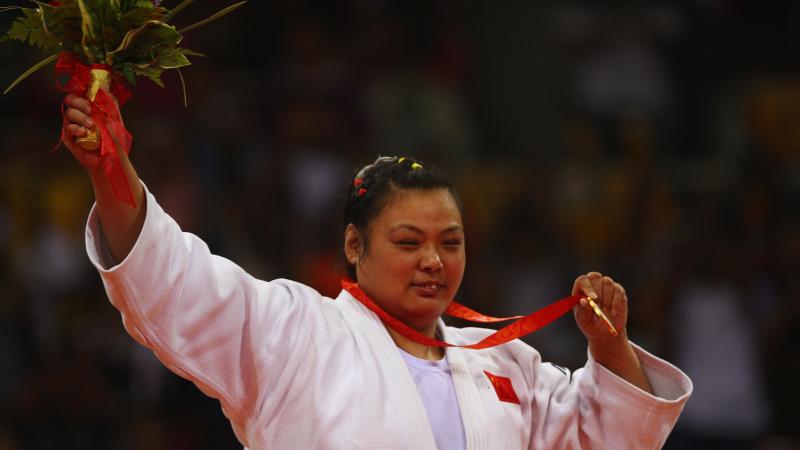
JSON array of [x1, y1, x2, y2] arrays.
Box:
[[389, 224, 464, 234]]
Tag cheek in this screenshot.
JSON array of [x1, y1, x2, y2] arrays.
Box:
[[445, 251, 466, 278], [367, 246, 416, 277]]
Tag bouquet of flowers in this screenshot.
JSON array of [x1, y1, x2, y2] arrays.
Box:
[[1, 0, 245, 206]]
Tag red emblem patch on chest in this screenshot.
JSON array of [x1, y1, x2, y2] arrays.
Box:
[[483, 370, 521, 405]]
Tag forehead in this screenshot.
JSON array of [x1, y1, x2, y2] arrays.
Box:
[[375, 189, 462, 230]]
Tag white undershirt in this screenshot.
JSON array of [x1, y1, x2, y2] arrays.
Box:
[[398, 348, 467, 450]]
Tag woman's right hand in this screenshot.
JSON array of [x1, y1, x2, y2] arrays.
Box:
[[62, 93, 104, 171], [63, 91, 145, 262]]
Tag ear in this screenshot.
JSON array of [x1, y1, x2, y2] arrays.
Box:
[[343, 223, 362, 265]]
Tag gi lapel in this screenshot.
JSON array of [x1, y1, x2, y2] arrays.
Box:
[[337, 291, 438, 450], [442, 323, 490, 450]]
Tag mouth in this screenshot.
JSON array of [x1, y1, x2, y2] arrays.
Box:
[[411, 282, 446, 297]]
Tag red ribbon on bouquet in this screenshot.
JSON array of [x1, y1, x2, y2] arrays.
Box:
[[342, 279, 581, 349], [55, 52, 136, 207]]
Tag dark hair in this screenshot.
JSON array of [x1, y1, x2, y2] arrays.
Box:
[[342, 156, 461, 280]]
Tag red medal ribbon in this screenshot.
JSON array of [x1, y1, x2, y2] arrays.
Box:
[[341, 279, 581, 349], [55, 52, 136, 207]]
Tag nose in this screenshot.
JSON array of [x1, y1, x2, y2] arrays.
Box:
[[420, 247, 443, 272]]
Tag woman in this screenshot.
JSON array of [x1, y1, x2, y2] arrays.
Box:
[[63, 92, 691, 449]]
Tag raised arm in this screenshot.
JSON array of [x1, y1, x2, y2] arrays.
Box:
[[63, 92, 145, 262], [66, 91, 337, 446]]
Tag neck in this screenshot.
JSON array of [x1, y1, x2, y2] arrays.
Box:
[[385, 324, 444, 361], [343, 280, 445, 361]]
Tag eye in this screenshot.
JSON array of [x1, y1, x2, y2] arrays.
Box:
[[443, 240, 462, 248], [396, 240, 420, 247]]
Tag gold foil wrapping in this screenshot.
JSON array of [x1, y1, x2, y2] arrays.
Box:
[[75, 67, 111, 151]]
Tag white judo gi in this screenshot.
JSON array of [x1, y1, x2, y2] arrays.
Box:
[[86, 185, 692, 450]]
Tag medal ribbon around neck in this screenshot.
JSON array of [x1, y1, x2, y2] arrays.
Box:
[[341, 279, 582, 349]]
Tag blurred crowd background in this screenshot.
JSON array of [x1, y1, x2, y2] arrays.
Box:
[[1, 1, 799, 449]]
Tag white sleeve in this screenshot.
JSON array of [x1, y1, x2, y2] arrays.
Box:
[[84, 183, 328, 445], [529, 342, 692, 449]]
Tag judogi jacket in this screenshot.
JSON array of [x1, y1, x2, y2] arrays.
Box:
[[86, 185, 692, 450]]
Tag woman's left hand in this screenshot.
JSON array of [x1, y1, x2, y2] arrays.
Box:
[[572, 272, 628, 345], [571, 272, 653, 393]]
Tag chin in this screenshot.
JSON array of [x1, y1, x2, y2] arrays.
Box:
[[406, 293, 451, 319]]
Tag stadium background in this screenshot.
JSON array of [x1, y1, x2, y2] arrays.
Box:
[[1, 1, 798, 449]]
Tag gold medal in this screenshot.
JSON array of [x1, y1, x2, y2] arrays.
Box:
[[586, 297, 618, 336]]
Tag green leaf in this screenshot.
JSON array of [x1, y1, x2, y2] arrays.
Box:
[[106, 20, 181, 66], [4, 7, 60, 51], [178, 47, 205, 57], [2, 0, 245, 102], [0, 6, 26, 13], [132, 64, 165, 88], [155, 46, 190, 68], [31, 1, 83, 51], [3, 53, 58, 94], [76, 0, 98, 44], [75, 0, 123, 59], [102, 25, 122, 49], [76, 0, 101, 60], [118, 63, 138, 85], [178, 1, 245, 34], [120, 5, 166, 30], [96, 0, 123, 32], [118, 0, 141, 13], [162, 0, 193, 22], [176, 66, 187, 107]]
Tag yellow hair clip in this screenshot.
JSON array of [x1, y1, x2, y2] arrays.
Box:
[[411, 162, 422, 170], [398, 157, 406, 163]]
